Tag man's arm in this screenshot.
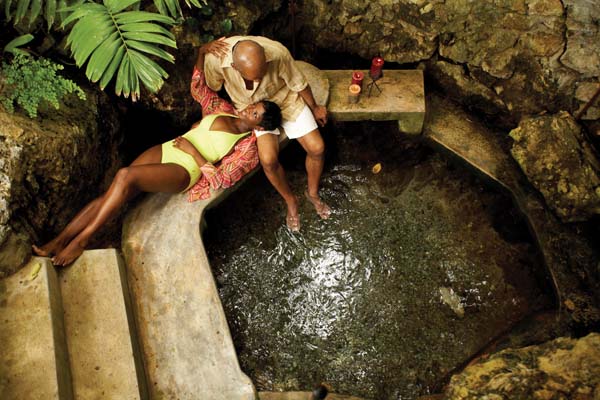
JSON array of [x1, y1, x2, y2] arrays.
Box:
[[298, 86, 327, 127], [278, 45, 328, 127]]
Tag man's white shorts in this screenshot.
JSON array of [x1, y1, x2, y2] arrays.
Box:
[[254, 104, 318, 139]]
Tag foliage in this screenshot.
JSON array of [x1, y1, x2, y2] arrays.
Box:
[[0, 54, 86, 117], [61, 0, 179, 101], [3, 33, 34, 56], [1, 0, 208, 101]]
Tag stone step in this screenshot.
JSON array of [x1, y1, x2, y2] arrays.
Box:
[[59, 249, 147, 400], [323, 69, 425, 134], [122, 194, 256, 400], [259, 391, 364, 400], [0, 257, 72, 399]]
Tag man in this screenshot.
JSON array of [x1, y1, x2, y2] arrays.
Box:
[[203, 35, 330, 231]]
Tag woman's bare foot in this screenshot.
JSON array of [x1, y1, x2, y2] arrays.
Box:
[[304, 190, 331, 219], [32, 238, 66, 257], [51, 240, 85, 266]]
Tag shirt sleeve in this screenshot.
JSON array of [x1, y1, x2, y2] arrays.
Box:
[[277, 46, 308, 93], [203, 53, 225, 92], [190, 67, 234, 116]]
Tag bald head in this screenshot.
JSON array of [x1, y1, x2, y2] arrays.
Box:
[[231, 40, 267, 81]]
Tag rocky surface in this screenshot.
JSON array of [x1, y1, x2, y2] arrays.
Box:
[[510, 111, 600, 222], [0, 90, 121, 278], [444, 333, 600, 400]]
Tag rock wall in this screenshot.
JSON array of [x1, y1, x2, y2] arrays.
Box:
[[444, 333, 600, 400], [0, 90, 121, 277], [510, 111, 600, 222], [295, 0, 600, 126]]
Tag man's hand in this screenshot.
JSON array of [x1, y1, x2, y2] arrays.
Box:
[[200, 37, 229, 59], [312, 105, 328, 127]]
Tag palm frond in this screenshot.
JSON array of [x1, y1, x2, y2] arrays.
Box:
[[63, 1, 176, 100], [1, 0, 83, 29]]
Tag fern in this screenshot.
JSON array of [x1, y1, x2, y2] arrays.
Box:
[[0, 54, 86, 118]]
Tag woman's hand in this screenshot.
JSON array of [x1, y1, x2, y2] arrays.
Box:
[[200, 37, 229, 59], [173, 136, 197, 156], [312, 105, 328, 127]]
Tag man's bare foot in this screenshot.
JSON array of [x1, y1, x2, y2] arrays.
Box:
[[304, 190, 331, 219], [32, 239, 65, 257], [51, 240, 85, 266], [285, 197, 301, 232]]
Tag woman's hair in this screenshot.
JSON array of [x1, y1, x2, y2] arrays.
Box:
[[260, 100, 282, 131]]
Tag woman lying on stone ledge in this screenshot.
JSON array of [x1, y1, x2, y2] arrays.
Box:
[[33, 40, 282, 266]]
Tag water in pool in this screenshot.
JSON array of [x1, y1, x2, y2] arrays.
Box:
[[203, 121, 552, 399]]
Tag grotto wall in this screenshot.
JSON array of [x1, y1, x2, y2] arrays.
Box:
[[0, 90, 121, 278]]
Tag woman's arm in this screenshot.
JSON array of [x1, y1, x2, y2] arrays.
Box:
[[173, 136, 207, 168]]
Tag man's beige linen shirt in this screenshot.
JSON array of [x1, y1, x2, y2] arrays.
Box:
[[204, 36, 308, 122]]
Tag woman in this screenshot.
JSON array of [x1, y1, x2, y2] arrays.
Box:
[[33, 40, 282, 266]]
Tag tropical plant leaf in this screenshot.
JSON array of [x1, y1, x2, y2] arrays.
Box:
[[98, 43, 124, 89], [14, 0, 31, 24], [126, 39, 174, 63], [5, 0, 15, 22], [64, 3, 177, 99], [45, 0, 56, 29], [103, 0, 138, 14], [152, 0, 181, 19], [114, 10, 173, 24], [3, 33, 34, 55], [221, 18, 232, 33], [184, 0, 206, 8], [28, 0, 41, 25]]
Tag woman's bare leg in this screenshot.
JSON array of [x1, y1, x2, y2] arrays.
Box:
[[32, 197, 104, 256], [52, 160, 190, 266], [33, 145, 166, 259]]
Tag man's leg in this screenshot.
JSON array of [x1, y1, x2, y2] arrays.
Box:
[[256, 133, 300, 231], [297, 129, 331, 219]]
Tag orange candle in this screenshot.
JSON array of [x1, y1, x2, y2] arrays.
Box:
[[348, 84, 361, 103]]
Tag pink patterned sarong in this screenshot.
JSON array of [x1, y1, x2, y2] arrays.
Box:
[[187, 67, 259, 201]]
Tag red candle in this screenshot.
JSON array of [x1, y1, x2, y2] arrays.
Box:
[[351, 71, 364, 88], [370, 57, 384, 79]]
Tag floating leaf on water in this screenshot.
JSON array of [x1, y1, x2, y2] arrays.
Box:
[[372, 163, 382, 174], [30, 263, 42, 280], [564, 298, 576, 311]]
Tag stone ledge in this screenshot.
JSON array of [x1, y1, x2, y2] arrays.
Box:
[[324, 69, 425, 134]]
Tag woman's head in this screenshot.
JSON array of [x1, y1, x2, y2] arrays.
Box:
[[239, 100, 282, 131]]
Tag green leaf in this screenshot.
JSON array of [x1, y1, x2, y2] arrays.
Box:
[[122, 31, 176, 48], [221, 18, 232, 33], [68, 13, 114, 66], [104, 0, 139, 14], [85, 31, 120, 82], [61, 2, 105, 27], [3, 33, 34, 55], [14, 0, 31, 24], [114, 10, 174, 24], [115, 54, 130, 97], [28, 0, 41, 25], [126, 39, 174, 63], [99, 43, 124, 89], [120, 22, 174, 39], [45, 0, 57, 29], [5, 0, 14, 22]]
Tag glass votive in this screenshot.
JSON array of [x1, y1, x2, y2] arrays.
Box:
[[348, 84, 361, 104]]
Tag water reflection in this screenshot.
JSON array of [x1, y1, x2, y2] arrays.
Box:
[[204, 124, 550, 399]]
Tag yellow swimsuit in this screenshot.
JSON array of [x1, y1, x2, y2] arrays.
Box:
[[161, 113, 249, 190]]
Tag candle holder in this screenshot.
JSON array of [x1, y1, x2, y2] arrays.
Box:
[[366, 56, 384, 97]]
